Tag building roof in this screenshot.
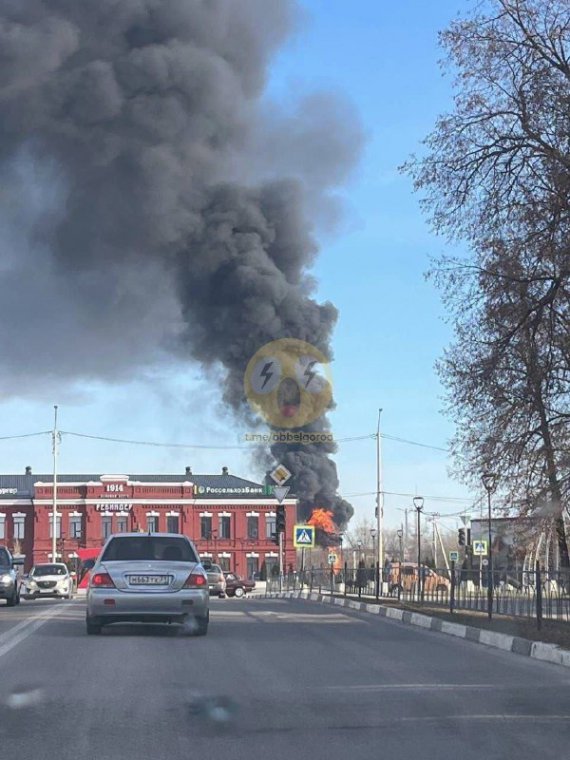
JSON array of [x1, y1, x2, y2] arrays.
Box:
[[0, 473, 286, 499]]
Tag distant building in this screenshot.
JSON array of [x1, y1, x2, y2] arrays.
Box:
[[0, 468, 297, 577]]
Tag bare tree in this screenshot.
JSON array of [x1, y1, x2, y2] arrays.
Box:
[[403, 1, 570, 565]]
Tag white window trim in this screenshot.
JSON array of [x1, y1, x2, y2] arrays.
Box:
[[265, 552, 278, 558], [219, 552, 231, 558], [219, 511, 232, 517], [47, 553, 63, 559], [100, 512, 113, 518], [49, 512, 63, 518], [246, 512, 259, 517], [266, 512, 276, 518], [199, 511, 213, 518], [13, 512, 26, 518], [166, 511, 180, 517], [116, 512, 130, 517], [146, 511, 160, 517], [246, 552, 259, 558], [201, 552, 213, 558], [70, 511, 82, 518]]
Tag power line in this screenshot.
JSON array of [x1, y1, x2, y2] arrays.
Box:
[[345, 489, 475, 503], [61, 431, 247, 450], [378, 433, 449, 453], [61, 430, 376, 450], [0, 431, 52, 441], [59, 429, 448, 452]]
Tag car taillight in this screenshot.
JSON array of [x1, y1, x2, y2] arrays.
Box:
[[90, 572, 115, 588], [184, 572, 207, 588]]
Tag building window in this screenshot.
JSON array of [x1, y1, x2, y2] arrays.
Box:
[[218, 556, 230, 572], [167, 515, 179, 533], [0, 516, 5, 540], [265, 514, 276, 539], [247, 516, 258, 540], [13, 516, 25, 540], [246, 556, 259, 579], [219, 515, 231, 540], [266, 558, 279, 578], [70, 516, 82, 539], [102, 516, 112, 539], [200, 516, 212, 539], [116, 516, 128, 533], [49, 515, 62, 539], [147, 515, 158, 533]]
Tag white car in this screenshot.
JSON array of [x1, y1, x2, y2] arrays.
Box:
[[22, 563, 74, 600]]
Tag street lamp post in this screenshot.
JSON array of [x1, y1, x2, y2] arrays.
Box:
[[371, 528, 378, 596], [482, 473, 497, 621], [397, 527, 404, 599], [52, 405, 59, 564], [414, 496, 424, 602], [370, 529, 377, 567]]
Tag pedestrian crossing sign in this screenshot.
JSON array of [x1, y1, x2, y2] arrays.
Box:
[[294, 525, 315, 548], [473, 539, 488, 556]]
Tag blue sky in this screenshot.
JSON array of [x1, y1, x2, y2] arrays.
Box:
[[0, 0, 481, 530]]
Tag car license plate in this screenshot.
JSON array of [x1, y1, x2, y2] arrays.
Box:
[[129, 575, 169, 585]]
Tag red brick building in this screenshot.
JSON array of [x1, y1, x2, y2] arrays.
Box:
[[0, 468, 297, 578]]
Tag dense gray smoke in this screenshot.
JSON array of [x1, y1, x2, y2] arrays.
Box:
[[0, 0, 361, 526]]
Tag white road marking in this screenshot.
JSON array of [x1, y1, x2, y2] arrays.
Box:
[[327, 683, 498, 691], [0, 604, 71, 659]]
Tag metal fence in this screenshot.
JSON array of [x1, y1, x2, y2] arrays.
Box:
[[267, 562, 570, 628]]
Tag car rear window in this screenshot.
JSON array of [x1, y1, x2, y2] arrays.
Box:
[[0, 548, 10, 566], [101, 536, 197, 563]]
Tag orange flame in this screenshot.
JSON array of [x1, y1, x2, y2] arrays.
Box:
[[308, 508, 336, 534]]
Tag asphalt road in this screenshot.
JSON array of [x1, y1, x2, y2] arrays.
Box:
[[0, 595, 569, 759]]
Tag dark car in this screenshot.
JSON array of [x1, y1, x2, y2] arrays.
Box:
[[0, 546, 22, 607], [223, 572, 256, 598]]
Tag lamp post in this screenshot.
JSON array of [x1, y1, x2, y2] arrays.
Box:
[[52, 405, 59, 564], [414, 496, 424, 602], [397, 528, 404, 563], [397, 527, 404, 598], [370, 528, 377, 567], [482, 472, 497, 621]]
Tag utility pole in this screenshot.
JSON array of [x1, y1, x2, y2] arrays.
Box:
[[435, 521, 450, 574], [52, 405, 60, 563], [404, 508, 409, 562], [376, 408, 384, 590], [432, 513, 440, 568]]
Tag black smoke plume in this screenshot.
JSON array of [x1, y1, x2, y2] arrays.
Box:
[[0, 0, 362, 527]]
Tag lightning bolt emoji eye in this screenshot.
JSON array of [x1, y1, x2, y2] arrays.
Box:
[[261, 361, 274, 389], [303, 360, 317, 389], [250, 356, 281, 394], [296, 356, 329, 395]]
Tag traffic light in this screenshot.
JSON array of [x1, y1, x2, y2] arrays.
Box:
[[271, 532, 279, 545], [276, 505, 286, 535], [458, 528, 466, 546]]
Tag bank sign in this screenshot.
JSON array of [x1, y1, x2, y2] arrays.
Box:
[[195, 484, 270, 497]]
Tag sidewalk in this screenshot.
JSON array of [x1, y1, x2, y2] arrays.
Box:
[[260, 589, 570, 669]]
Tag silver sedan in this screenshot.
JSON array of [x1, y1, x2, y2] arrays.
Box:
[[86, 533, 209, 635]]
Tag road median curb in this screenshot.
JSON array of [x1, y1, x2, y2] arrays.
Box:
[[258, 591, 570, 669]]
